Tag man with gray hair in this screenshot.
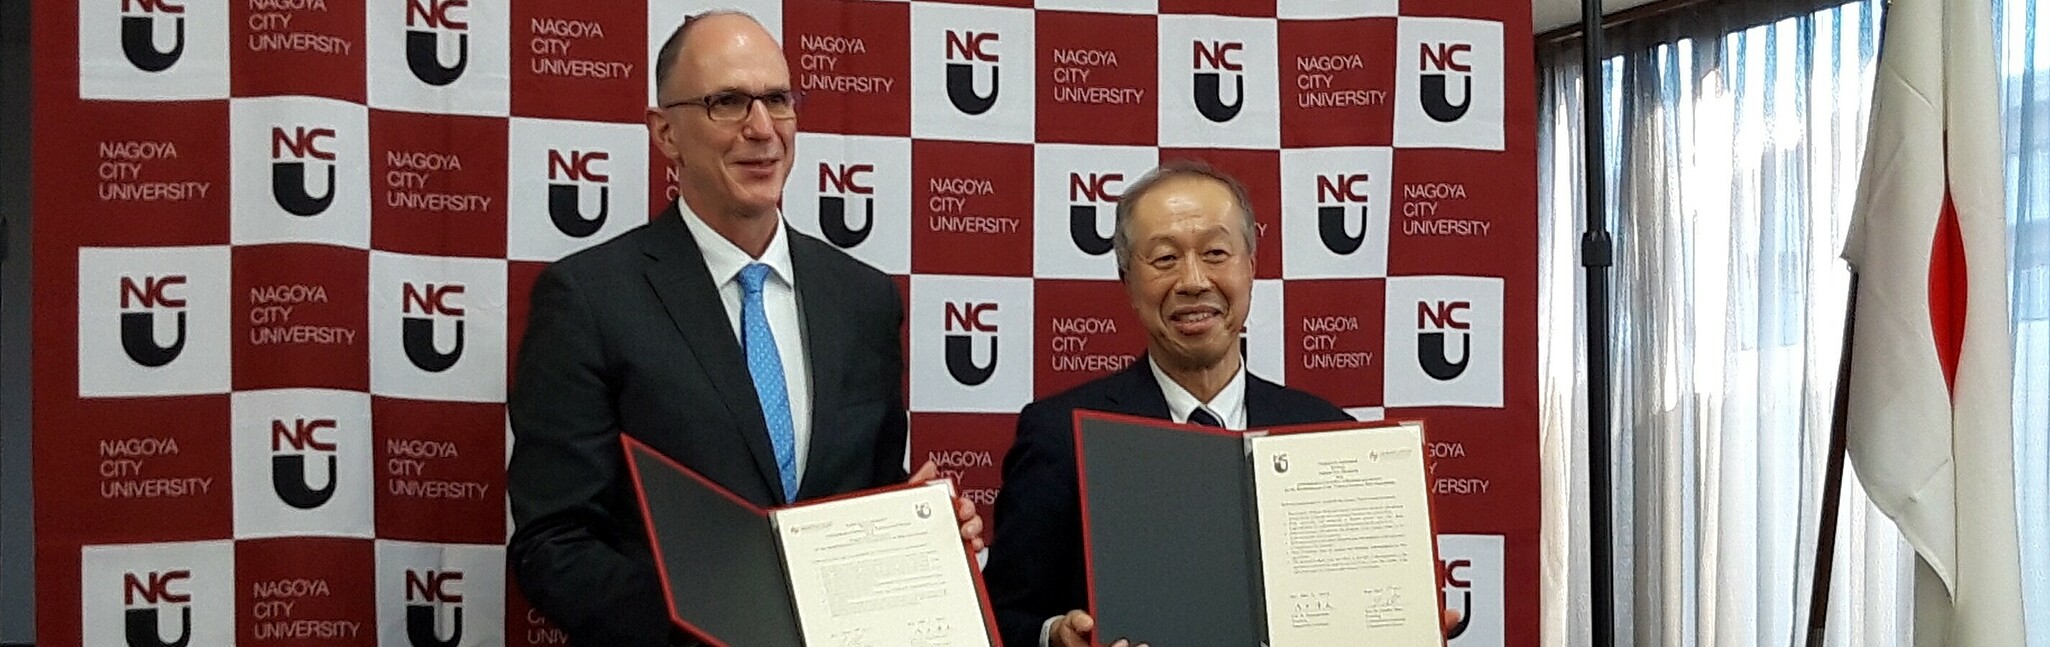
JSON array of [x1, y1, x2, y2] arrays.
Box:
[[507, 10, 980, 646], [980, 160, 1354, 647]]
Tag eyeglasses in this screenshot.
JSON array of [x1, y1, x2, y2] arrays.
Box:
[[660, 90, 804, 122]]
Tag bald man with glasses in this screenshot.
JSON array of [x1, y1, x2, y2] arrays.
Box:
[[507, 11, 981, 647]]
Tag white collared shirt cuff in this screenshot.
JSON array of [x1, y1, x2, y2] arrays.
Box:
[[1040, 615, 1060, 647]]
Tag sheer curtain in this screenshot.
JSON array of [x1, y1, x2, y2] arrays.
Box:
[[1539, 0, 2050, 644]]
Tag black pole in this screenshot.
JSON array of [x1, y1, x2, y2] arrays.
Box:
[[1578, 0, 1616, 645], [1804, 277, 1859, 646]]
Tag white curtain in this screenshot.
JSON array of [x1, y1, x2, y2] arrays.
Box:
[[1529, 0, 2050, 643]]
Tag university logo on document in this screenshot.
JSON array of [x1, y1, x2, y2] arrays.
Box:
[[1394, 18, 1505, 151], [78, 0, 230, 100], [1158, 15, 1277, 149], [78, 246, 231, 398], [1280, 147, 1392, 279], [1032, 144, 1158, 280], [788, 133, 913, 274], [368, 0, 509, 115], [911, 276, 1034, 413], [505, 119, 648, 263], [376, 541, 506, 647], [1383, 275, 1503, 408], [231, 389, 374, 539], [80, 541, 236, 647], [1438, 534, 1506, 645], [369, 252, 507, 403], [230, 97, 371, 248], [911, 3, 1035, 143]]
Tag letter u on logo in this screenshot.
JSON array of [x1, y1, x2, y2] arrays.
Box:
[[1318, 205, 1367, 255], [121, 311, 186, 367], [407, 604, 463, 647], [406, 30, 469, 86], [272, 162, 336, 217], [1444, 590, 1472, 638], [819, 196, 873, 248], [271, 454, 338, 509], [1421, 73, 1472, 123], [944, 335, 997, 386], [121, 15, 184, 72], [125, 606, 192, 647], [403, 316, 466, 372], [1068, 206, 1113, 255], [945, 63, 999, 115], [1194, 73, 1244, 123], [547, 184, 609, 238], [1418, 331, 1470, 380]]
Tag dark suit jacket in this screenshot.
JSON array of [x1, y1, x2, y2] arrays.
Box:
[[981, 360, 1351, 646], [507, 203, 910, 647]]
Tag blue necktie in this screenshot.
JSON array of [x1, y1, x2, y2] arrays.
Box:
[[738, 263, 799, 503]]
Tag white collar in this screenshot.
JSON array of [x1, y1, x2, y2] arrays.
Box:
[[678, 204, 795, 289], [1147, 355, 1248, 429]]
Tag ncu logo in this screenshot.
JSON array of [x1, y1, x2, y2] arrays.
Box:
[[270, 126, 337, 217], [943, 302, 998, 386], [818, 163, 874, 248], [405, 570, 464, 647], [1419, 42, 1473, 123], [944, 31, 1000, 116], [120, 0, 186, 73], [270, 418, 337, 510], [402, 283, 466, 373], [546, 150, 610, 238], [1067, 172, 1122, 256], [1315, 174, 1371, 255], [119, 275, 187, 368], [405, 0, 469, 86], [123, 570, 191, 647], [1416, 300, 1472, 381], [1192, 41, 1244, 123]]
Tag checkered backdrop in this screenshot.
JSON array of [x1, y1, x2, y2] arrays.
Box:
[[32, 0, 1537, 644]]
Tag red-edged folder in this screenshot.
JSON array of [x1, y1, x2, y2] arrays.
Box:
[[622, 435, 1001, 647], [1073, 410, 1449, 647]]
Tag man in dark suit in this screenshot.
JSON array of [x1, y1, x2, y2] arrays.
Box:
[[981, 161, 1355, 647], [507, 11, 981, 647]]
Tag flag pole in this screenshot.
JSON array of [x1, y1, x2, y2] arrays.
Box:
[[1805, 276, 1860, 647], [1578, 0, 1616, 644]]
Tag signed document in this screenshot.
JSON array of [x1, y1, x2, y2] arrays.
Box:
[[776, 484, 994, 647], [623, 437, 999, 647], [1249, 423, 1440, 645], [1076, 413, 1442, 647]]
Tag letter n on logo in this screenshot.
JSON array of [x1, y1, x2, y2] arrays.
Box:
[[402, 283, 467, 372], [120, 276, 187, 368], [271, 418, 338, 509], [943, 302, 998, 386], [547, 150, 610, 238], [121, 0, 186, 73], [405, 570, 464, 647], [123, 571, 192, 647], [944, 32, 1000, 115], [1416, 300, 1471, 380], [405, 0, 470, 86], [818, 163, 874, 248]]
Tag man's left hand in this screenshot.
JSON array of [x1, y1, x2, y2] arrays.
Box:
[[909, 461, 986, 553]]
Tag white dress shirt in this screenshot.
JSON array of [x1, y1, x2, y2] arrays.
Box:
[[680, 207, 812, 486], [1040, 355, 1250, 645]]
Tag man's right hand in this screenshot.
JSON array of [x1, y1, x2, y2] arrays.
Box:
[[1049, 610, 1144, 647]]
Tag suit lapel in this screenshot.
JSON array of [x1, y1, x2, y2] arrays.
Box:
[[789, 235, 846, 498], [1102, 359, 1172, 419], [1245, 377, 1289, 428], [639, 209, 786, 501]]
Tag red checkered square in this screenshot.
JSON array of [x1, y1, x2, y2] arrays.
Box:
[[232, 0, 367, 102], [369, 110, 509, 259], [235, 537, 377, 645], [373, 397, 509, 544], [233, 245, 369, 392], [512, 0, 650, 123], [1283, 279, 1385, 408]]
